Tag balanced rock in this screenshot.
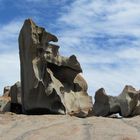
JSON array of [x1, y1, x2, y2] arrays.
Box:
[[93, 85, 140, 117], [19, 19, 93, 117]]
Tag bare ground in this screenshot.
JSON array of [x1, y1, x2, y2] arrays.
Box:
[[0, 113, 140, 140]]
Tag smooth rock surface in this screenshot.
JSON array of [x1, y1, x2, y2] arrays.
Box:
[[0, 114, 140, 140]]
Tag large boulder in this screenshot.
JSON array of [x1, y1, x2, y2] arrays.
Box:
[[93, 85, 140, 117], [19, 19, 93, 117]]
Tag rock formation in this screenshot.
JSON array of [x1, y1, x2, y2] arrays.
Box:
[[3, 86, 10, 97], [0, 96, 11, 112], [9, 82, 21, 105], [9, 81, 22, 114], [0, 86, 11, 112], [93, 85, 140, 117], [0, 82, 22, 113], [1, 18, 140, 119], [18, 19, 93, 117]]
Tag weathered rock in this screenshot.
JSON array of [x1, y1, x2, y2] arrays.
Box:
[[131, 87, 140, 116], [118, 85, 139, 117], [93, 88, 110, 117], [0, 96, 11, 112], [9, 81, 22, 114], [93, 85, 140, 117], [3, 86, 10, 97], [19, 19, 93, 117], [0, 86, 11, 112], [9, 81, 21, 105]]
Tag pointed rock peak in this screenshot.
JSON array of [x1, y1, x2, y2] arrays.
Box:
[[122, 85, 138, 94]]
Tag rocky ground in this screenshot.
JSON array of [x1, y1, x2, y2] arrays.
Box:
[[0, 113, 140, 140]]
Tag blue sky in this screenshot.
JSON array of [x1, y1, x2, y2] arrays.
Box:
[[0, 0, 140, 96]]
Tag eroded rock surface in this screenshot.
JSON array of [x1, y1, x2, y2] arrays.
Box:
[[0, 86, 11, 112], [18, 19, 93, 117], [3, 86, 10, 97], [0, 96, 11, 112], [9, 82, 21, 105], [0, 82, 22, 113], [93, 85, 140, 117], [9, 81, 22, 114]]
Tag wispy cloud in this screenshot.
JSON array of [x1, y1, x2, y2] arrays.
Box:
[[25, 0, 69, 4], [57, 0, 140, 46], [0, 20, 22, 53], [0, 20, 22, 94], [0, 52, 20, 95], [55, 0, 140, 95]]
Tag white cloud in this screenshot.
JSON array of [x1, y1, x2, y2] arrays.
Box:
[[0, 52, 20, 95], [56, 0, 140, 96], [58, 0, 140, 37], [0, 20, 23, 52], [76, 46, 140, 96], [1, 0, 140, 99], [83, 64, 140, 96], [116, 47, 140, 60], [0, 20, 22, 95]]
